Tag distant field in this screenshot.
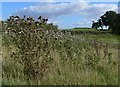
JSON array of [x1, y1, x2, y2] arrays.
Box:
[[62, 28, 119, 48], [68, 28, 93, 31], [63, 28, 93, 31], [62, 28, 108, 32], [64, 28, 119, 41]]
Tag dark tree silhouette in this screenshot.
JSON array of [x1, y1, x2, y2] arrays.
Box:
[[112, 14, 120, 34], [100, 11, 117, 30], [92, 21, 100, 29], [92, 10, 120, 34]]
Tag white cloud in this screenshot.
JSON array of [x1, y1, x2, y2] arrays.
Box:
[[86, 0, 119, 2], [84, 4, 117, 19], [73, 3, 117, 28], [2, 0, 120, 2], [1, 0, 54, 2], [0, 17, 2, 20], [73, 19, 92, 27], [48, 18, 63, 25], [14, 1, 117, 28], [14, 1, 88, 18]]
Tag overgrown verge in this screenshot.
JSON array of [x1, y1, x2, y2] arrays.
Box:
[[2, 16, 118, 85]]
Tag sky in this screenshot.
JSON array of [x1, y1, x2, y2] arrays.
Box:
[[1, 0, 119, 29]]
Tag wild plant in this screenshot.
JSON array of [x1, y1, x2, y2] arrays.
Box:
[[103, 43, 109, 58], [2, 16, 58, 81], [2, 15, 117, 85]]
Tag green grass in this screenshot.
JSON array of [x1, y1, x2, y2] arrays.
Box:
[[0, 33, 2, 86], [2, 46, 118, 85], [1, 30, 119, 85], [84, 34, 119, 43], [63, 28, 119, 44], [63, 28, 93, 31], [62, 28, 110, 35], [63, 28, 108, 31], [72, 28, 93, 31]]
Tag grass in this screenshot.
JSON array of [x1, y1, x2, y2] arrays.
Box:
[[63, 28, 119, 46], [63, 28, 94, 31], [0, 33, 2, 86], [2, 47, 118, 85], [1, 29, 119, 85], [84, 34, 119, 43], [62, 28, 110, 35]]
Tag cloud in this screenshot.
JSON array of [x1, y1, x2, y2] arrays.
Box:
[[15, 1, 117, 18], [83, 4, 117, 19], [14, 1, 117, 28], [48, 18, 63, 25], [0, 17, 2, 21], [73, 19, 92, 27], [14, 0, 88, 18], [74, 3, 117, 27], [2, 0, 54, 2], [2, 0, 119, 2], [86, 0, 120, 2]]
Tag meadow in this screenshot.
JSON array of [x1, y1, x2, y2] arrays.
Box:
[[1, 27, 119, 85]]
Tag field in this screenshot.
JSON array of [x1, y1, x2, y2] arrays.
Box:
[[64, 28, 92, 31], [1, 28, 119, 85]]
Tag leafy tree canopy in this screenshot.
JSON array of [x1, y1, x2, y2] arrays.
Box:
[[92, 11, 120, 35]]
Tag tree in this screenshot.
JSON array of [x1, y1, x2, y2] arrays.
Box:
[[100, 11, 117, 30], [112, 14, 120, 34], [98, 19, 103, 29], [92, 10, 120, 34], [92, 21, 99, 29], [92, 20, 102, 30], [117, 14, 120, 34]]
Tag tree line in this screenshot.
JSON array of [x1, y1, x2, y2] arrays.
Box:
[[92, 11, 120, 35]]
